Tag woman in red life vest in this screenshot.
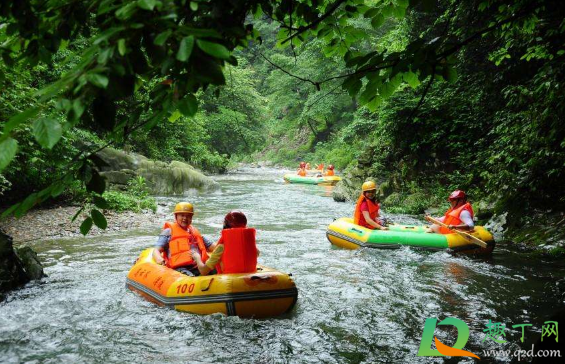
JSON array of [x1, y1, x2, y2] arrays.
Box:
[[152, 202, 213, 276], [325, 164, 335, 176], [353, 181, 389, 230], [426, 190, 474, 234], [192, 211, 259, 276]]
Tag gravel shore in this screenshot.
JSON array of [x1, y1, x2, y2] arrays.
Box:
[[0, 206, 168, 243]]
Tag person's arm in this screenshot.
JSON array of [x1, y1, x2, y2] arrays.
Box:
[[191, 244, 224, 276], [153, 228, 171, 265], [362, 211, 388, 230]]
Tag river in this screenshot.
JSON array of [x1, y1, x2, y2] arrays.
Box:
[[1, 167, 564, 363]]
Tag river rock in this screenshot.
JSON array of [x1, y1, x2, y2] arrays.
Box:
[[96, 147, 219, 195], [0, 231, 43, 300], [15, 246, 46, 280]]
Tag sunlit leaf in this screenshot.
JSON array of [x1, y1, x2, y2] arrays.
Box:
[[196, 40, 231, 60], [33, 118, 62, 149], [177, 36, 195, 62], [0, 138, 18, 171]]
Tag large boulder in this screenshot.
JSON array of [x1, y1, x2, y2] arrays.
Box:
[[0, 231, 44, 300], [96, 148, 219, 195]]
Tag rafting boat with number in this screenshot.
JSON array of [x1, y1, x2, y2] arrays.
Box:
[[326, 218, 495, 254], [283, 173, 341, 185], [126, 248, 298, 318]]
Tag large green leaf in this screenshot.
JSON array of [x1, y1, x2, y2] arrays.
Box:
[[0, 138, 18, 171], [87, 73, 109, 88], [93, 196, 110, 209], [91, 209, 108, 229], [196, 40, 231, 60], [137, 0, 159, 11], [86, 170, 106, 194], [177, 36, 195, 62], [32, 118, 62, 149], [154, 30, 172, 46], [178, 94, 198, 116], [2, 107, 40, 136], [80, 217, 93, 235]]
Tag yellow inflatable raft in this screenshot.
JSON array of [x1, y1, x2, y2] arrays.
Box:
[[126, 248, 298, 318]]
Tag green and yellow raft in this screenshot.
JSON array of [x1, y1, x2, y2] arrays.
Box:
[[283, 173, 341, 185], [327, 218, 495, 254]]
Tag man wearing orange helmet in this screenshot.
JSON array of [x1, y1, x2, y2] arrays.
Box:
[[426, 190, 474, 234], [325, 164, 335, 176], [353, 181, 389, 230], [152, 202, 214, 276]]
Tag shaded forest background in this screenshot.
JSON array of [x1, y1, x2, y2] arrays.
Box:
[[1, 0, 564, 242]]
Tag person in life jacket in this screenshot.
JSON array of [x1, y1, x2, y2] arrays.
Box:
[[325, 164, 335, 176], [152, 202, 214, 276], [297, 162, 307, 177], [192, 211, 259, 276], [425, 190, 475, 234], [315, 163, 324, 172], [353, 181, 389, 230]]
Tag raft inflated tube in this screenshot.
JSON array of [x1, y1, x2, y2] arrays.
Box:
[[283, 173, 341, 185], [327, 218, 495, 254], [126, 248, 298, 318]]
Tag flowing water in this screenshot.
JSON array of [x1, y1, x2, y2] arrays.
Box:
[[1, 167, 564, 363]]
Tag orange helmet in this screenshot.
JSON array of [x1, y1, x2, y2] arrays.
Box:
[[448, 190, 466, 200], [224, 210, 247, 228], [328, 164, 334, 170], [173, 202, 194, 215], [362, 181, 377, 192]]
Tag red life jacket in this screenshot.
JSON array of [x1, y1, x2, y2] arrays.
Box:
[[163, 222, 208, 268], [217, 227, 257, 274], [325, 169, 335, 176], [353, 195, 380, 229], [439, 202, 474, 234]]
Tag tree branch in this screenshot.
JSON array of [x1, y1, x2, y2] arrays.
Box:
[[281, 0, 348, 45]]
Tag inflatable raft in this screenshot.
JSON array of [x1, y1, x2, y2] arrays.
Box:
[[283, 173, 341, 185], [327, 218, 495, 254], [126, 248, 298, 318]]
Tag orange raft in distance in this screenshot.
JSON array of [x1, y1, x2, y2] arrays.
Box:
[[126, 248, 298, 318]]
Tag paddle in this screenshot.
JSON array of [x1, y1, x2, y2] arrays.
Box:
[[425, 216, 488, 248]]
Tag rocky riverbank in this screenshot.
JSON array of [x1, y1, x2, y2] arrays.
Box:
[[0, 205, 168, 243]]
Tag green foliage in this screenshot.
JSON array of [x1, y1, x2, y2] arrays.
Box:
[[101, 191, 156, 213]]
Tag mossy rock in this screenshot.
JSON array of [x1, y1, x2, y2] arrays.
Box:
[[15, 246, 46, 280], [402, 192, 429, 214], [96, 147, 218, 195], [384, 192, 403, 207], [0, 232, 31, 296]]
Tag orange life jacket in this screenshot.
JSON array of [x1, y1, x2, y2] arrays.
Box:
[[163, 222, 209, 268], [297, 168, 306, 176], [353, 195, 380, 229], [439, 202, 474, 234], [325, 169, 334, 176], [216, 227, 257, 274]]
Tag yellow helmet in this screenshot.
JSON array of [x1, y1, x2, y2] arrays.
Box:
[[362, 181, 377, 192], [173, 202, 194, 215]]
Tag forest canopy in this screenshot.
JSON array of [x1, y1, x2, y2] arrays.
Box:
[[1, 0, 564, 232]]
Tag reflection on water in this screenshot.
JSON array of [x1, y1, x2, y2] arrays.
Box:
[[1, 167, 564, 363]]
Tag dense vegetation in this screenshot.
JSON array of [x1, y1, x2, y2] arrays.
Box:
[[1, 0, 564, 239]]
